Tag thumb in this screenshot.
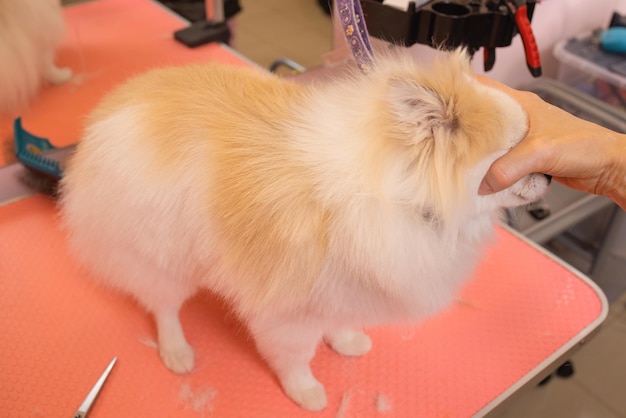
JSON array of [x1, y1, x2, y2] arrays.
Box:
[[478, 131, 551, 195], [478, 150, 537, 195]]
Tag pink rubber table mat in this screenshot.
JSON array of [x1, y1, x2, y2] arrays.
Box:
[[0, 195, 606, 417], [0, 0, 249, 166]]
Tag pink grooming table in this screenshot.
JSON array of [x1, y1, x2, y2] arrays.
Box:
[[0, 196, 607, 418], [0, 0, 607, 417]]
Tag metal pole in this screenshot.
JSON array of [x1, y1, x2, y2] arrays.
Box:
[[205, 0, 225, 23]]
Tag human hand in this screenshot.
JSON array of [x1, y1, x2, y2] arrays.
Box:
[[476, 76, 626, 210]]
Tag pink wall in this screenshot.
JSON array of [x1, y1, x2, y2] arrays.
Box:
[[472, 0, 626, 87]]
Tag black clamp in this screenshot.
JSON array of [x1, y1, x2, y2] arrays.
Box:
[[360, 0, 542, 77]]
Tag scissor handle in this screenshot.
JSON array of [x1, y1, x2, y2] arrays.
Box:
[[515, 5, 542, 77]]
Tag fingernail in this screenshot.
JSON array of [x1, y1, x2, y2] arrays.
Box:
[[478, 180, 494, 195]]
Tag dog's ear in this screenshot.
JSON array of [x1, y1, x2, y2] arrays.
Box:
[[387, 78, 459, 139]]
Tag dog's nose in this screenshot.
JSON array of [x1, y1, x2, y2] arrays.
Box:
[[544, 174, 552, 184]]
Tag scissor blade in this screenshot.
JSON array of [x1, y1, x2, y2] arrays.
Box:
[[73, 357, 117, 418]]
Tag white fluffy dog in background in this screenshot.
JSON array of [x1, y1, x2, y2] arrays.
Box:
[[0, 0, 72, 114]]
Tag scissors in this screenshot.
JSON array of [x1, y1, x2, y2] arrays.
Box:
[[72, 357, 117, 418]]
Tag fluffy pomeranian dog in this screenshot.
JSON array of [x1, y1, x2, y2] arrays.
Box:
[[0, 0, 72, 113], [59, 49, 550, 411]]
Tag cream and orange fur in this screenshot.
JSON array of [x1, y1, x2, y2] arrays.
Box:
[[59, 49, 549, 411], [0, 0, 72, 114]]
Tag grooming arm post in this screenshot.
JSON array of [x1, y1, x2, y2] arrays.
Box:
[[205, 0, 225, 23]]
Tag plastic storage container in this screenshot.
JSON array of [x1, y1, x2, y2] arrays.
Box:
[[554, 32, 626, 108]]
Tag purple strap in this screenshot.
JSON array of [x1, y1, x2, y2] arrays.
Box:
[[336, 0, 374, 72]]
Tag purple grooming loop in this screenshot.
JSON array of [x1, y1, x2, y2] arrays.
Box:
[[336, 0, 375, 72]]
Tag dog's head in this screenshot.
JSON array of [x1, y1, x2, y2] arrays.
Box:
[[374, 49, 550, 223]]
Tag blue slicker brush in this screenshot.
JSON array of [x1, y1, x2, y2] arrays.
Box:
[[13, 118, 74, 181]]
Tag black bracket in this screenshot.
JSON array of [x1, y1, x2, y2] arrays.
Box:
[[360, 0, 535, 52], [360, 0, 540, 76]]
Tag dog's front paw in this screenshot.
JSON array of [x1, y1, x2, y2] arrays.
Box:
[[283, 378, 327, 411], [159, 343, 195, 374], [325, 329, 372, 357]]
